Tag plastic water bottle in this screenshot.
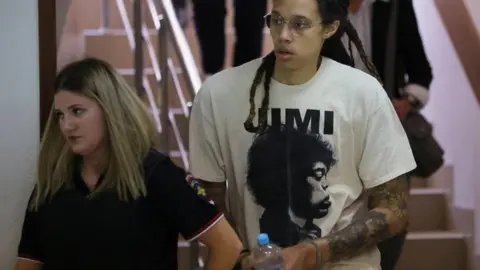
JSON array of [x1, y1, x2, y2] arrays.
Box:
[[252, 233, 284, 270]]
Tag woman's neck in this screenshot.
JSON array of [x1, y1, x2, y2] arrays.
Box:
[[273, 59, 321, 86], [82, 147, 107, 176]]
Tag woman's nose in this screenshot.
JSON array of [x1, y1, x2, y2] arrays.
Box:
[[62, 116, 77, 132]]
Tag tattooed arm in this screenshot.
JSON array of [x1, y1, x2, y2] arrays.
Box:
[[302, 174, 409, 267]]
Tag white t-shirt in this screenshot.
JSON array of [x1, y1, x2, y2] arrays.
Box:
[[189, 57, 416, 268]]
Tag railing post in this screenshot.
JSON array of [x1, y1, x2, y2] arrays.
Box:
[[157, 0, 200, 267], [158, 5, 170, 156], [134, 0, 143, 96], [101, 0, 109, 29]]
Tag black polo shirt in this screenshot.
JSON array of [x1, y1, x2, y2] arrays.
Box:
[[18, 149, 223, 270]]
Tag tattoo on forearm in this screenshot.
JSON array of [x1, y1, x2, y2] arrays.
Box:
[[324, 175, 409, 262], [325, 210, 391, 262]]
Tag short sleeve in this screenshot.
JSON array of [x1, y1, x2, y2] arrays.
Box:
[[150, 158, 224, 241], [18, 198, 44, 263], [188, 83, 226, 183], [358, 99, 417, 189]]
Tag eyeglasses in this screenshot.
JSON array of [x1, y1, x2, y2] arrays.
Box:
[[264, 14, 322, 37]]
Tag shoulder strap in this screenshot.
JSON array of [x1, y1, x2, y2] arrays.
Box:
[[384, 0, 399, 98]]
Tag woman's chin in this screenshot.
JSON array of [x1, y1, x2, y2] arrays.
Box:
[[69, 144, 90, 156]]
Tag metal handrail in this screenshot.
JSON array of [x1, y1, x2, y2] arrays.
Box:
[[115, 0, 162, 133], [151, 0, 202, 96], [145, 0, 197, 117], [145, 2, 204, 268], [147, 0, 189, 163], [142, 0, 197, 165], [115, 0, 135, 47]]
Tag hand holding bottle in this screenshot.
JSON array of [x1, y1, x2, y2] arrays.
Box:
[[241, 233, 319, 270]]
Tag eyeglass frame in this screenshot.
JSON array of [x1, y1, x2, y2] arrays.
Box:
[[264, 13, 324, 37]]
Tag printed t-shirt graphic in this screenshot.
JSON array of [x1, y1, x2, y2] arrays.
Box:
[[246, 125, 337, 248]]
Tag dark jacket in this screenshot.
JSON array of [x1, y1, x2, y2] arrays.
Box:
[[372, 0, 433, 105]]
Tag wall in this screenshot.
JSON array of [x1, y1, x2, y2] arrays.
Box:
[[0, 1, 40, 269], [465, 0, 480, 32], [413, 0, 480, 264]]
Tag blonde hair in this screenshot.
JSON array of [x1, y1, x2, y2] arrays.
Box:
[[32, 58, 158, 210]]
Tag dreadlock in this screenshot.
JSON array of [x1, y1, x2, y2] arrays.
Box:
[[344, 20, 382, 81], [244, 52, 276, 132], [244, 0, 382, 133]]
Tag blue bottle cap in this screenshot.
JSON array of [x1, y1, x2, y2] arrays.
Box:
[[257, 233, 270, 246]]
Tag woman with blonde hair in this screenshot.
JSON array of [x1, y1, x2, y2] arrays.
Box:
[[15, 58, 243, 270]]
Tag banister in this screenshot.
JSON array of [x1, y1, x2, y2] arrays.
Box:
[[153, 0, 202, 95], [435, 0, 480, 105], [115, 0, 162, 134], [134, 0, 143, 96]]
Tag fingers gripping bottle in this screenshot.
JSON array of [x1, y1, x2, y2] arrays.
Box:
[[252, 233, 284, 270]]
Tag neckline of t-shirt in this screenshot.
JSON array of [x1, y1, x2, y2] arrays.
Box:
[[270, 57, 331, 91]]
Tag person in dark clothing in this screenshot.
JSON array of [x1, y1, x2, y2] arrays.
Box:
[[172, 0, 188, 28], [345, 0, 432, 117], [192, 0, 268, 75], [14, 58, 243, 270]]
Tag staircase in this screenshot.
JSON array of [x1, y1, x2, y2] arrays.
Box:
[[396, 166, 469, 270], [60, 0, 469, 269]]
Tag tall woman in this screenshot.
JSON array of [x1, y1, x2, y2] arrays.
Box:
[[189, 0, 414, 268]]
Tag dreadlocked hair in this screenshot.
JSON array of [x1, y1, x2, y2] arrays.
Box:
[[343, 20, 382, 81], [244, 0, 382, 133], [244, 52, 276, 133]]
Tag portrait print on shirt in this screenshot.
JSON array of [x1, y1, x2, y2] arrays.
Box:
[[245, 108, 337, 248]]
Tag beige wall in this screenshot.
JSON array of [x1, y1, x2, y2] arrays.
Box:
[[465, 0, 480, 33], [0, 1, 40, 269], [413, 0, 480, 263]]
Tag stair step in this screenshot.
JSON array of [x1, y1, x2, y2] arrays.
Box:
[[77, 0, 157, 29], [118, 68, 162, 108], [396, 231, 467, 270], [406, 231, 465, 240], [409, 175, 428, 188], [410, 187, 445, 195], [85, 33, 158, 69], [119, 68, 190, 110], [407, 188, 447, 232], [83, 28, 158, 36]]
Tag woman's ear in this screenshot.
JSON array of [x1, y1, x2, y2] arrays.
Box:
[[322, 20, 341, 39]]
